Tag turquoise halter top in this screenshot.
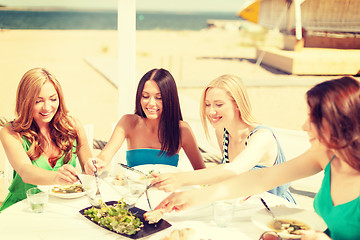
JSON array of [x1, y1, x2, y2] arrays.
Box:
[[126, 149, 179, 167], [313, 157, 360, 240]]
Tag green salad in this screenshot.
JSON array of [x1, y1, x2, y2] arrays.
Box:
[[83, 200, 143, 235]]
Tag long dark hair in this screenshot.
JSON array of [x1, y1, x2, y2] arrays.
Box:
[[306, 76, 360, 171], [135, 68, 183, 156]]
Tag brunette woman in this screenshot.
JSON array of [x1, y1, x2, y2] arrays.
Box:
[[96, 68, 205, 169]]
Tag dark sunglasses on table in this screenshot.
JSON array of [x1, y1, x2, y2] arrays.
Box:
[[259, 231, 300, 240]]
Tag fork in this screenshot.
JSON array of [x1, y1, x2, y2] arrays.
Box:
[[88, 158, 102, 207], [127, 183, 154, 209]]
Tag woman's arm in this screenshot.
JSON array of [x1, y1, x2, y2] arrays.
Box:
[[152, 127, 233, 191], [72, 118, 95, 174], [152, 128, 278, 191], [156, 146, 326, 212], [0, 126, 78, 185], [223, 128, 278, 175], [180, 121, 206, 170], [96, 115, 130, 165], [152, 165, 236, 192]]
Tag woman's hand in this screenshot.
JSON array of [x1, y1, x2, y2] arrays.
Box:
[[300, 230, 332, 240], [155, 189, 202, 212], [83, 157, 106, 175], [55, 164, 78, 185], [151, 172, 185, 192]]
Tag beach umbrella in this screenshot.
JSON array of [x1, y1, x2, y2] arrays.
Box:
[[237, 0, 304, 40], [237, 0, 260, 24]]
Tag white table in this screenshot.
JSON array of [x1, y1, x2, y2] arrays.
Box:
[[0, 175, 296, 240]]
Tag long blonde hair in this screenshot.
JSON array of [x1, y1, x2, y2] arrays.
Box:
[[200, 74, 256, 140], [11, 68, 78, 163]]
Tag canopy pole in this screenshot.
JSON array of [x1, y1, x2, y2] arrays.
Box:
[[117, 0, 136, 119], [114, 0, 136, 173], [294, 0, 303, 40]]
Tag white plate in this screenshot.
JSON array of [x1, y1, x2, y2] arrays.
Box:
[[122, 164, 181, 181], [38, 185, 86, 199], [251, 206, 327, 239], [134, 164, 180, 175]]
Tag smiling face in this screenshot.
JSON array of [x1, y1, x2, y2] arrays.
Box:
[[302, 115, 318, 144], [302, 108, 329, 148], [32, 81, 59, 126], [204, 87, 239, 128], [141, 80, 163, 120]]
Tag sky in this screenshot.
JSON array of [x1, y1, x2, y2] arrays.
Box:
[[0, 0, 248, 12]]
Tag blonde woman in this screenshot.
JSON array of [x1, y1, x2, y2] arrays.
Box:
[[152, 74, 294, 203], [156, 77, 360, 240], [0, 68, 92, 212]]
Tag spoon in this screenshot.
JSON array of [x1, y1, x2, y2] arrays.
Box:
[[260, 197, 282, 230]]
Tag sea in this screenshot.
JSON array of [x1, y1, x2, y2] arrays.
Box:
[[0, 9, 241, 30]]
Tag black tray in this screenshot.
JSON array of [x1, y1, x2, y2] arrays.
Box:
[[79, 201, 171, 239]]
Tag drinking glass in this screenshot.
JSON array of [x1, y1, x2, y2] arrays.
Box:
[[26, 187, 48, 213], [212, 200, 236, 227], [125, 175, 147, 205]]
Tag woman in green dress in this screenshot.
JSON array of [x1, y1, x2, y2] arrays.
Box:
[[156, 76, 360, 240], [0, 68, 93, 212]]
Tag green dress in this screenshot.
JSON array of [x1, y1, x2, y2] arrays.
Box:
[[0, 136, 77, 212], [313, 159, 360, 240]]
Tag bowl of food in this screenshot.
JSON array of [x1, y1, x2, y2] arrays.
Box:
[[251, 205, 327, 239]]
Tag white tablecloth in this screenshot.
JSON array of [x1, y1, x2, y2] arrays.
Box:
[[0, 175, 296, 240]]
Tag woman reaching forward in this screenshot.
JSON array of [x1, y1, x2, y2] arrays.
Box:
[[96, 68, 205, 170], [152, 74, 294, 203], [157, 76, 360, 240], [0, 68, 93, 212]]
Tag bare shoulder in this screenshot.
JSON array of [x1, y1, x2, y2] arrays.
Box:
[[0, 125, 12, 136], [179, 121, 196, 139], [66, 116, 86, 135], [179, 120, 194, 135], [68, 116, 81, 128], [0, 125, 21, 141], [250, 127, 276, 142], [179, 120, 191, 129], [117, 114, 141, 129]]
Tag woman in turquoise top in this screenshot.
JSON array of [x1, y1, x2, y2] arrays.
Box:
[[156, 76, 360, 240], [152, 75, 294, 203], [314, 157, 360, 240], [96, 68, 205, 170], [0, 68, 93, 212]]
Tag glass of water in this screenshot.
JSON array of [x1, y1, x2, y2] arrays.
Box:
[[125, 175, 147, 205], [212, 200, 236, 227], [26, 187, 49, 213]]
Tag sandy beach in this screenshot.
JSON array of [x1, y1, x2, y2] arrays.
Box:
[[0, 29, 337, 140], [0, 29, 358, 206]]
